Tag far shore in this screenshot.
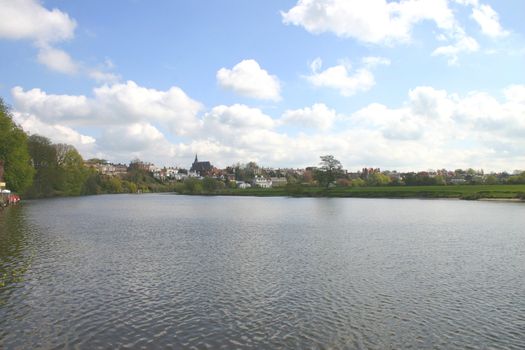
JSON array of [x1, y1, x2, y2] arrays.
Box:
[[173, 184, 525, 201]]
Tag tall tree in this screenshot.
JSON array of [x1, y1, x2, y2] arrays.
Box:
[[315, 155, 344, 188], [60, 147, 88, 195], [26, 134, 60, 197], [0, 98, 34, 193]]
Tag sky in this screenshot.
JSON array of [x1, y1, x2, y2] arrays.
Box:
[[0, 0, 524, 171]]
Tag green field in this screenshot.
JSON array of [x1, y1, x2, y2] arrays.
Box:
[[211, 184, 525, 200]]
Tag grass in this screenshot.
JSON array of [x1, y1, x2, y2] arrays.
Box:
[[209, 184, 525, 200]]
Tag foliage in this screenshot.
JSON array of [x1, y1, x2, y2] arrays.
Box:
[[484, 175, 499, 185], [350, 178, 366, 187], [336, 178, 351, 187], [0, 98, 34, 193], [212, 184, 525, 200], [203, 177, 225, 192], [314, 155, 344, 188], [25, 135, 60, 197], [60, 147, 89, 196], [507, 172, 525, 184], [403, 172, 446, 186], [182, 177, 203, 194], [365, 173, 391, 186]]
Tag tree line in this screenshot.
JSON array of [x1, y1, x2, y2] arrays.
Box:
[[1, 98, 170, 197]]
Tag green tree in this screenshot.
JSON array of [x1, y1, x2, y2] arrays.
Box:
[[183, 177, 203, 193], [485, 175, 498, 185], [434, 175, 446, 186], [82, 169, 102, 195], [0, 98, 34, 193], [366, 172, 391, 186], [351, 178, 366, 187], [202, 177, 225, 192], [314, 155, 344, 188], [26, 135, 60, 197], [60, 147, 88, 195]]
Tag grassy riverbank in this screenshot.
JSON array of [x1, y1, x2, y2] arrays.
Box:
[[201, 184, 525, 200]]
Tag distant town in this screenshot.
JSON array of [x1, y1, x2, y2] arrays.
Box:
[[84, 154, 525, 189]]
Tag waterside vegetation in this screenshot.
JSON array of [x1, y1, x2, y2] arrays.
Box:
[[174, 181, 525, 200]]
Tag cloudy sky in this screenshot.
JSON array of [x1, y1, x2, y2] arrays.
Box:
[[1, 0, 524, 171]]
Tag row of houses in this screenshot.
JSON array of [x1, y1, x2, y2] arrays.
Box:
[[84, 156, 523, 188], [238, 176, 288, 189]]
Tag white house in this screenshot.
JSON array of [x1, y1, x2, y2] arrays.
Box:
[[253, 176, 272, 188]]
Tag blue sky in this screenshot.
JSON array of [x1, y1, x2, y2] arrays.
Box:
[[1, 0, 524, 171]]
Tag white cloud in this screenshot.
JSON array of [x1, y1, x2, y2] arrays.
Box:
[[362, 56, 391, 68], [408, 86, 455, 119], [11, 81, 203, 164], [98, 123, 167, 153], [201, 104, 276, 147], [11, 82, 525, 171], [11, 86, 90, 122], [282, 0, 508, 64], [305, 58, 376, 96], [432, 31, 479, 65], [0, 0, 76, 44], [36, 46, 79, 74], [12, 111, 97, 157], [13, 81, 203, 135], [89, 70, 120, 84], [217, 59, 281, 101], [204, 104, 275, 130], [471, 4, 509, 38], [504, 85, 525, 105], [0, 0, 80, 74], [282, 0, 456, 44], [281, 103, 337, 130], [11, 81, 203, 162], [351, 84, 525, 160], [0, 0, 120, 80], [92, 81, 203, 135]]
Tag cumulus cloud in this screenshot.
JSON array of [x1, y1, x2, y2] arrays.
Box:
[[0, 0, 80, 74], [471, 4, 509, 38], [93, 81, 203, 135], [0, 0, 76, 44], [89, 70, 121, 84], [282, 0, 456, 44], [432, 31, 479, 65], [10, 82, 525, 171], [281, 103, 337, 130], [11, 86, 91, 122], [98, 123, 168, 153], [203, 104, 275, 130], [217, 59, 281, 101], [12, 111, 97, 157], [10, 81, 205, 164], [36, 46, 79, 74], [282, 0, 508, 64], [305, 58, 379, 96], [0, 0, 120, 79]]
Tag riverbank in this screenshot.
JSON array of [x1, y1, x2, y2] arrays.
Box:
[[177, 184, 525, 200]]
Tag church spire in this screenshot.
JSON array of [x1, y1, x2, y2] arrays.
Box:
[[194, 154, 198, 163]]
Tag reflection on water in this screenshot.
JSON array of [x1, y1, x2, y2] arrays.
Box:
[[0, 205, 35, 342], [0, 195, 525, 349]]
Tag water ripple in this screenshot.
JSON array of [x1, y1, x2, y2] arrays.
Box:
[[1, 195, 524, 349]]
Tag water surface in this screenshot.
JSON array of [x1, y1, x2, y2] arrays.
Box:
[[1, 195, 524, 349]]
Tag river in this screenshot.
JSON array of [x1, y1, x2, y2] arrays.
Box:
[[1, 194, 524, 349]]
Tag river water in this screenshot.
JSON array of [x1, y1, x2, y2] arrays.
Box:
[[0, 194, 524, 349]]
